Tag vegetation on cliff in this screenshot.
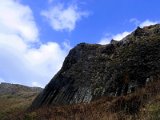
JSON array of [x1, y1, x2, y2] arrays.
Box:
[[32, 24, 160, 109]]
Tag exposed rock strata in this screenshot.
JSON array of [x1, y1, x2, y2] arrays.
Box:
[[31, 24, 160, 108]]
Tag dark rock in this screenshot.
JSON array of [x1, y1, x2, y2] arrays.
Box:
[[31, 24, 160, 109], [110, 39, 118, 44]]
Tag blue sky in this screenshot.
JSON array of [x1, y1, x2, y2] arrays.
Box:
[[0, 0, 159, 87], [21, 0, 160, 46]]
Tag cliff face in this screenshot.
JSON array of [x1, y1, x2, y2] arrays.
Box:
[[31, 24, 160, 108]]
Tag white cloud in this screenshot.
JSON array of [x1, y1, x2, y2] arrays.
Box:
[[99, 31, 131, 45], [25, 42, 67, 77], [98, 37, 111, 45], [99, 19, 159, 45], [130, 18, 158, 28], [0, 0, 69, 88], [113, 32, 131, 41], [48, 0, 53, 4], [139, 20, 158, 28], [62, 39, 72, 50], [0, 78, 5, 83], [130, 18, 140, 26], [0, 37, 67, 88], [41, 4, 89, 31], [32, 82, 43, 88], [0, 0, 39, 42]]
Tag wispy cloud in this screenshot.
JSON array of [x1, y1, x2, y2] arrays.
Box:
[[48, 0, 53, 4], [0, 78, 5, 83], [139, 20, 158, 28], [99, 19, 159, 45], [130, 18, 140, 26], [113, 32, 131, 41], [98, 37, 111, 45], [99, 31, 131, 45], [130, 18, 159, 28], [41, 3, 89, 32], [0, 0, 70, 87]]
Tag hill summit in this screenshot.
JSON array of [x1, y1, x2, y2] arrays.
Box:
[[31, 24, 160, 108], [0, 82, 42, 95]]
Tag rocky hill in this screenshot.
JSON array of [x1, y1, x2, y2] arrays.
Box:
[[31, 24, 160, 109], [0, 82, 42, 95]]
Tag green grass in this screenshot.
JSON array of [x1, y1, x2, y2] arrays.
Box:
[[146, 96, 160, 120]]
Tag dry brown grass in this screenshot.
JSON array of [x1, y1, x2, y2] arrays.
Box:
[[12, 80, 160, 120], [0, 92, 39, 120]]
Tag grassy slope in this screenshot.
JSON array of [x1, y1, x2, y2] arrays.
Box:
[[16, 80, 160, 120], [0, 79, 159, 120], [0, 80, 159, 120], [0, 83, 41, 120]]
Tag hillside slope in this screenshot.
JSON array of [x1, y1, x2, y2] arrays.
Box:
[[31, 24, 160, 109], [0, 83, 42, 120], [20, 79, 160, 120]]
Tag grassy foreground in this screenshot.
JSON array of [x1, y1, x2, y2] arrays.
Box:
[[0, 83, 42, 120], [6, 80, 159, 120]]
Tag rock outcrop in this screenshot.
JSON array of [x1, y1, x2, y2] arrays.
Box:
[[31, 24, 160, 108]]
